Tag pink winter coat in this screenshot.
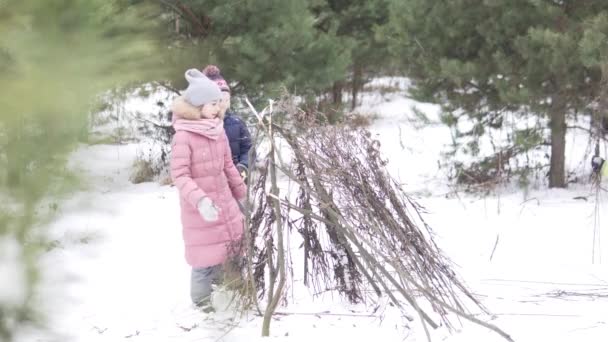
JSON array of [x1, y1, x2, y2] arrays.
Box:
[[170, 98, 247, 268]]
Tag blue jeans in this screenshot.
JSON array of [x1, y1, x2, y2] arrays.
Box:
[[190, 265, 222, 306]]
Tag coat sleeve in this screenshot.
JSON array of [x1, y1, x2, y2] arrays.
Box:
[[223, 134, 247, 200], [237, 119, 252, 168], [170, 131, 206, 208]]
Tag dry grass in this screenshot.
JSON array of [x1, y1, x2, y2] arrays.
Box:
[[158, 174, 173, 186], [345, 112, 381, 128], [129, 157, 156, 184]]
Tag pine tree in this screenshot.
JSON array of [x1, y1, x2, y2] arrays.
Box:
[[387, 0, 608, 188], [0, 1, 164, 339], [309, 0, 391, 109], [163, 0, 350, 104]]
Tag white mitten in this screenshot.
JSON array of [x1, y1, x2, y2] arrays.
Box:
[[197, 197, 219, 222]]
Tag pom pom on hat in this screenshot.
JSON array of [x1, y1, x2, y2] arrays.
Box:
[[202, 64, 230, 92]]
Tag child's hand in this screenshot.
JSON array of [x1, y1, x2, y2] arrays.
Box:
[[197, 197, 219, 222], [592, 156, 605, 173], [236, 164, 248, 183]]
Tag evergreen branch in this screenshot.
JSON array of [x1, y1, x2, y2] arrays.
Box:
[[128, 113, 171, 130], [153, 81, 181, 96], [567, 125, 608, 142], [158, 0, 209, 37]]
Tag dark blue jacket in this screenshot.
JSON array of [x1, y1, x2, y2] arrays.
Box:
[[224, 111, 252, 168]]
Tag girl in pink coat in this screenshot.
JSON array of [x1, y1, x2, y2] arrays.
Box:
[[170, 69, 247, 310]]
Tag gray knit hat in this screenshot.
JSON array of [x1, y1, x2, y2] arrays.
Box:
[[182, 68, 223, 107]]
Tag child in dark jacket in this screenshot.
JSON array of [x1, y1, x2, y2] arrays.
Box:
[[202, 65, 252, 181]]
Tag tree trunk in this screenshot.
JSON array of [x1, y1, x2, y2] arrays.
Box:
[[332, 81, 343, 105], [351, 63, 363, 110], [549, 104, 567, 188], [6, 135, 22, 188]]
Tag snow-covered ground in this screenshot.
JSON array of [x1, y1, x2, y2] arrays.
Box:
[[13, 80, 608, 342]]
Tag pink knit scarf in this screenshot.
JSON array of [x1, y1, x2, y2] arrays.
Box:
[[173, 118, 224, 140]]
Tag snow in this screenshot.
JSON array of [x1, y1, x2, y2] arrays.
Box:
[[11, 79, 608, 342], [91, 84, 174, 141]]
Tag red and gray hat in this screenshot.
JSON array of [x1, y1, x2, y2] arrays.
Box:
[[201, 65, 230, 93]]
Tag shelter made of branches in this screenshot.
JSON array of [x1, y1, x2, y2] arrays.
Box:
[[240, 100, 512, 342]]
